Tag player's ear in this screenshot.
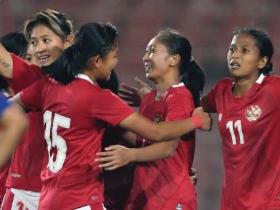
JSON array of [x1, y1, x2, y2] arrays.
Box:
[[87, 55, 100, 69]]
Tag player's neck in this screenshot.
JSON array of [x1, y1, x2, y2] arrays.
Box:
[[82, 71, 97, 84], [232, 76, 257, 97], [154, 75, 180, 92]]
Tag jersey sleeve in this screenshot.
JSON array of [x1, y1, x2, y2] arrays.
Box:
[[20, 78, 45, 111], [7, 54, 43, 94], [0, 93, 11, 118], [268, 77, 280, 107], [204, 88, 217, 113], [165, 89, 193, 121], [89, 89, 134, 126]]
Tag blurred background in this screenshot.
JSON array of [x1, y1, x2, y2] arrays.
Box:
[[1, 0, 279, 209]]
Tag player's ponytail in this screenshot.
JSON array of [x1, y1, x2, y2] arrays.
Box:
[[180, 59, 205, 107]]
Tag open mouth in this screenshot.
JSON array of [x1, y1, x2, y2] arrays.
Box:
[[229, 61, 240, 70], [38, 55, 50, 64]]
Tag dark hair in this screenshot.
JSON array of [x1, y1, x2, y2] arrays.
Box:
[[0, 32, 28, 57], [156, 28, 205, 107], [0, 32, 28, 92], [97, 70, 119, 94], [43, 22, 118, 84], [24, 9, 73, 41], [233, 27, 274, 75]]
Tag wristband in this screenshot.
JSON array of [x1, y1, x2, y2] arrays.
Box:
[[191, 115, 203, 129]]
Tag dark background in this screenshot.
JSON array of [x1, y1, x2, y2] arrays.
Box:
[[1, 0, 279, 209]]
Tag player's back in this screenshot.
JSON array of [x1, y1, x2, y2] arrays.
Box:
[[21, 75, 134, 210], [37, 77, 105, 209]]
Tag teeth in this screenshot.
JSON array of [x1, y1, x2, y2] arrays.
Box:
[[230, 62, 240, 67]]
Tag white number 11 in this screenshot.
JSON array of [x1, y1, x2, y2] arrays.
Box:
[[226, 120, 244, 145]]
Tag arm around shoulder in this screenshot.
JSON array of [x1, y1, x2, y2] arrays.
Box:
[[119, 110, 211, 142]]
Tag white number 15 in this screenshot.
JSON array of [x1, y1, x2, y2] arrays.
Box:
[[44, 111, 71, 173]]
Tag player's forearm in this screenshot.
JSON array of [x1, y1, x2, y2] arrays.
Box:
[[150, 119, 196, 142], [0, 44, 13, 78], [129, 141, 178, 162], [121, 131, 137, 146]]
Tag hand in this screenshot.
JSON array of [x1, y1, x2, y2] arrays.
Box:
[[192, 107, 212, 131], [95, 145, 134, 170], [119, 77, 152, 107], [189, 167, 198, 185]]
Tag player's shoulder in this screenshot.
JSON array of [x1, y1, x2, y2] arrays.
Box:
[[166, 83, 193, 103], [258, 76, 280, 98], [263, 75, 280, 86], [167, 83, 191, 96]]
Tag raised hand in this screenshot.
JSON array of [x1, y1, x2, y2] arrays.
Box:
[[119, 77, 152, 107]]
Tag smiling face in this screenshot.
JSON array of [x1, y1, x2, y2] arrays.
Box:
[[227, 33, 267, 80], [29, 24, 68, 67], [143, 37, 172, 82]]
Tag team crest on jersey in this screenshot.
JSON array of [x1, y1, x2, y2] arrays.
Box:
[[153, 114, 164, 123], [245, 105, 262, 122]]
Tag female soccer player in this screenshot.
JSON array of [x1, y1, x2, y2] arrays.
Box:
[[15, 22, 211, 210], [96, 28, 204, 210], [0, 9, 74, 210], [201, 27, 280, 209], [0, 31, 31, 205]]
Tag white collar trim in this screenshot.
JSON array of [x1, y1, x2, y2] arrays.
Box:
[[256, 73, 265, 84], [76, 74, 96, 85], [171, 82, 184, 88]]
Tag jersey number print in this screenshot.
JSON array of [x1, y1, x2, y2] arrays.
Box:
[[226, 120, 245, 145], [44, 111, 71, 173]]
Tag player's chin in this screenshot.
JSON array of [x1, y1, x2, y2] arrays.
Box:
[[229, 68, 240, 77]]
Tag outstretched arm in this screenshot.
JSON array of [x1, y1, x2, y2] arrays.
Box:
[[119, 107, 211, 142]]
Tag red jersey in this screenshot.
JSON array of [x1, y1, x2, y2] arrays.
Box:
[[0, 162, 9, 203], [20, 74, 134, 210], [6, 54, 45, 192], [206, 75, 280, 209], [0, 94, 10, 201], [126, 83, 196, 210]]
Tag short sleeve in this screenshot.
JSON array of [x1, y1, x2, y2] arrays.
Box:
[[0, 93, 11, 118], [7, 54, 43, 94], [89, 89, 134, 126], [204, 88, 217, 113], [20, 78, 45, 111]]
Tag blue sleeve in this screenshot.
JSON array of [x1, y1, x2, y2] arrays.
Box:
[[0, 93, 11, 118]]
